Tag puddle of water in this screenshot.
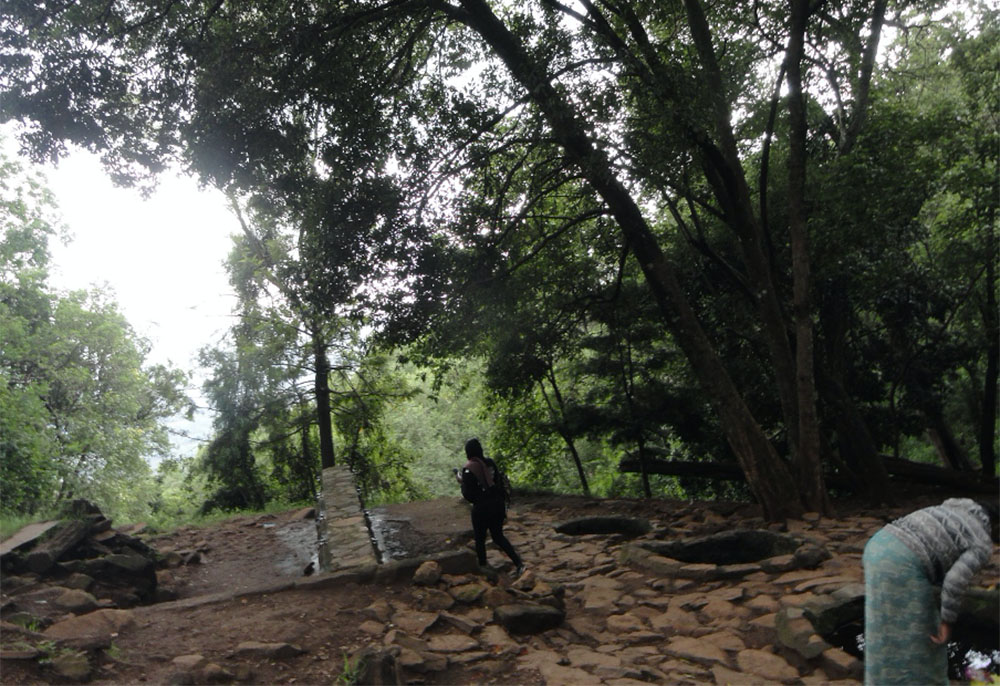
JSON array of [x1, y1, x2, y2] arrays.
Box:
[[366, 509, 412, 562], [273, 521, 320, 576], [827, 622, 1000, 680]]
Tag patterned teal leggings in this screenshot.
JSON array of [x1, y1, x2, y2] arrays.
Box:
[[863, 527, 947, 685]]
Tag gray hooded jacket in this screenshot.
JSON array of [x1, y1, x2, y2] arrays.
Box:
[[885, 497, 993, 623]]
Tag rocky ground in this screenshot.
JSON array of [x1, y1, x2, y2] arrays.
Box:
[[2, 487, 998, 685]]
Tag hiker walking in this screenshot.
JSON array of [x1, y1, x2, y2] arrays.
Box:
[[455, 438, 524, 577]]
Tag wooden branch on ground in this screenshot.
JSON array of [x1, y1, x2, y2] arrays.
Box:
[[618, 456, 997, 493]]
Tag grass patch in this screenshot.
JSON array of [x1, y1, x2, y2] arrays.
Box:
[[0, 511, 59, 541]]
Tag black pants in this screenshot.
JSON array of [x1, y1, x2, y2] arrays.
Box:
[[471, 497, 521, 568]]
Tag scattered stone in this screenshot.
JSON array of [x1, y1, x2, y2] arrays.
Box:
[[2, 644, 43, 660], [364, 598, 393, 622], [736, 648, 800, 682], [426, 634, 479, 652], [391, 610, 439, 635], [384, 629, 428, 652], [361, 620, 386, 635], [803, 585, 864, 637], [172, 654, 208, 670], [606, 613, 646, 634], [664, 635, 729, 667], [54, 588, 99, 614], [713, 663, 768, 685], [482, 586, 512, 607], [776, 607, 831, 659], [48, 649, 91, 681], [234, 641, 306, 658], [494, 603, 565, 634], [44, 609, 135, 650], [566, 646, 621, 669], [581, 576, 624, 612], [413, 560, 442, 586], [351, 645, 401, 685], [200, 661, 236, 683], [438, 611, 478, 635], [62, 573, 95, 591], [819, 646, 863, 680], [478, 624, 518, 652], [451, 582, 487, 604], [702, 630, 746, 653], [417, 588, 455, 611]]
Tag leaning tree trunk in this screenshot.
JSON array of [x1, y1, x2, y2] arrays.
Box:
[[457, 0, 804, 520], [540, 372, 590, 495]]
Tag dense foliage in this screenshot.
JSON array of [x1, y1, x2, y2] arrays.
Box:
[[0, 151, 191, 520], [0, 1, 995, 520]]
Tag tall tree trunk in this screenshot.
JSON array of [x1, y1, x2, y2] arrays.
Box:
[[299, 403, 318, 500], [312, 330, 336, 470], [540, 373, 590, 495], [980, 201, 998, 478], [785, 0, 830, 514], [683, 0, 802, 462], [457, 0, 804, 520]]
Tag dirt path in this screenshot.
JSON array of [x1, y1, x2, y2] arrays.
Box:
[[2, 490, 997, 685]]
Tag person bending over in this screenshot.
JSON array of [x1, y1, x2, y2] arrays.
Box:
[[862, 497, 998, 685]]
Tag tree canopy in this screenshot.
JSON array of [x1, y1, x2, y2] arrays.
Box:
[[0, 149, 192, 518], [1, 0, 995, 519]]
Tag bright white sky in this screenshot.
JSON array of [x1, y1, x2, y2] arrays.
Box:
[[32, 146, 240, 458]]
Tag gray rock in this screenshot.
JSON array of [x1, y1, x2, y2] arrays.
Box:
[[643, 529, 802, 566], [413, 560, 442, 586], [234, 641, 306, 658], [793, 543, 832, 568], [803, 587, 864, 638], [775, 607, 830, 660], [554, 516, 652, 537], [44, 609, 135, 650], [494, 603, 565, 635], [352, 645, 401, 685], [49, 649, 91, 681], [451, 582, 487, 604], [62, 573, 95, 591], [54, 588, 99, 614]]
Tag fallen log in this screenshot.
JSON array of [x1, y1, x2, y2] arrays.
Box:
[[617, 456, 997, 493]]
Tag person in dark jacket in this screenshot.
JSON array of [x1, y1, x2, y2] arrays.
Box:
[[455, 438, 524, 577], [862, 497, 998, 685]]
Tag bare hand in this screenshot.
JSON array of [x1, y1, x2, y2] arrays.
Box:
[[929, 621, 951, 644]]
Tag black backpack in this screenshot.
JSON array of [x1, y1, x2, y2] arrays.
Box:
[[460, 458, 511, 506]]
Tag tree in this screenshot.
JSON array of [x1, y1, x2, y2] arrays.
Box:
[[0, 149, 191, 517], [3, 0, 993, 517]]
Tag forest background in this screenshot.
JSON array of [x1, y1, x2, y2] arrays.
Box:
[[0, 0, 996, 532]]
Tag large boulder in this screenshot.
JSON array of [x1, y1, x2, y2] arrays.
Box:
[[494, 603, 564, 635]]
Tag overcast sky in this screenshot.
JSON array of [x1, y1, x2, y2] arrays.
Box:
[[32, 146, 240, 458]]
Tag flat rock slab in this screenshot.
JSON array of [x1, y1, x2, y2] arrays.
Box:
[[44, 609, 135, 650], [554, 516, 652, 537], [0, 521, 61, 557]]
